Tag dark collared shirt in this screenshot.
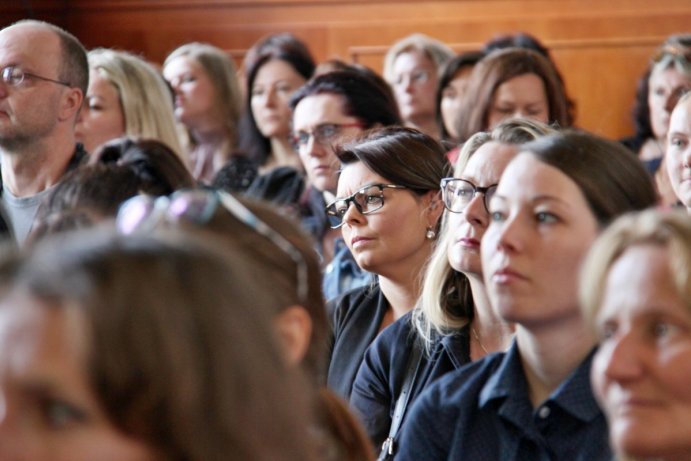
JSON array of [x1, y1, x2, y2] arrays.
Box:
[[350, 311, 470, 448], [398, 341, 611, 461]]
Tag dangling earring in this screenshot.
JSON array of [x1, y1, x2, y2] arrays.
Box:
[[425, 227, 437, 240]]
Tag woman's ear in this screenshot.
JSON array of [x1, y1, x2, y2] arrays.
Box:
[[273, 305, 313, 367], [425, 190, 444, 228]]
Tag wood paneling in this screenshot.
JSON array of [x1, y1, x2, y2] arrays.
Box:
[[1, 0, 689, 138]]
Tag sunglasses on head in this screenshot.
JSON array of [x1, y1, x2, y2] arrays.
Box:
[[116, 188, 309, 305]]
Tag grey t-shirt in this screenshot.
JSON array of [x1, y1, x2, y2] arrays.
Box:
[[1, 185, 50, 245]]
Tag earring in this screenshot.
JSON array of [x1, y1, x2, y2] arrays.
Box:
[[425, 227, 436, 240]]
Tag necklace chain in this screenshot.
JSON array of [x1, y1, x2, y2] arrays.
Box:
[[471, 326, 489, 356]]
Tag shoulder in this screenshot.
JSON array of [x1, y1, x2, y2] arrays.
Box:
[[421, 351, 504, 407], [397, 353, 504, 460], [328, 283, 380, 324]]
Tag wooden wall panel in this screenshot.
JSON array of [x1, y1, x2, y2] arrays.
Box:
[[1, 0, 689, 139]]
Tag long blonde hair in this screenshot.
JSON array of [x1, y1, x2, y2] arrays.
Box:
[[88, 48, 185, 161], [412, 118, 557, 352]]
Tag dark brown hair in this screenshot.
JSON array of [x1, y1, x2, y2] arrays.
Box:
[[336, 126, 450, 196], [521, 130, 658, 226], [0, 228, 317, 460]]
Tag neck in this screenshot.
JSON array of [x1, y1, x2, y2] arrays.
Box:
[[467, 274, 514, 359], [379, 275, 421, 322], [191, 124, 227, 148], [377, 240, 433, 322], [515, 314, 596, 407], [1, 134, 75, 197], [405, 115, 440, 140], [262, 136, 300, 173]]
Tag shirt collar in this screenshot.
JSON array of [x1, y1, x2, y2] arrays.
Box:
[[479, 341, 601, 422]]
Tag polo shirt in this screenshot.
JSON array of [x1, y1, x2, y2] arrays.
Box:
[[397, 341, 611, 461]]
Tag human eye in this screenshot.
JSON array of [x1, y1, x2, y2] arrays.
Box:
[[317, 124, 339, 141], [181, 73, 196, 84], [251, 85, 264, 97], [456, 184, 475, 198], [648, 318, 683, 342], [535, 211, 559, 224], [41, 397, 87, 429], [412, 70, 429, 84], [442, 87, 456, 99], [293, 131, 309, 148], [494, 106, 513, 115], [653, 86, 666, 98], [276, 82, 294, 94], [488, 205, 507, 222], [597, 320, 618, 342], [669, 136, 688, 149], [87, 98, 103, 111]]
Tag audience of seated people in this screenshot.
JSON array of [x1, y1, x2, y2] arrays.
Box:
[[397, 130, 657, 460], [1, 17, 690, 461], [350, 118, 555, 452]]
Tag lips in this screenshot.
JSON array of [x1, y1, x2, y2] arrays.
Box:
[[350, 235, 373, 248], [457, 237, 480, 249], [492, 266, 529, 284]]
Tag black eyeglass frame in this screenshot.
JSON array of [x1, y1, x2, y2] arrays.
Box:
[[440, 177, 498, 214], [325, 183, 407, 229]]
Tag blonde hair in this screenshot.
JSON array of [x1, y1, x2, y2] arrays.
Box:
[[164, 42, 243, 157], [383, 33, 454, 84], [88, 49, 184, 161], [580, 209, 691, 330], [412, 118, 557, 352]]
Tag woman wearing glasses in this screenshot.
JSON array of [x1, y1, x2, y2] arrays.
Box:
[[398, 131, 657, 461], [290, 70, 402, 299], [621, 34, 691, 206], [326, 126, 447, 400], [349, 119, 554, 451]]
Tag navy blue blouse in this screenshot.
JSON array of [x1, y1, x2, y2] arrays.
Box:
[[398, 342, 611, 461]]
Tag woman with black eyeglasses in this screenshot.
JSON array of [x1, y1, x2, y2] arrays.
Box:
[[348, 119, 554, 454], [325, 126, 447, 402], [290, 70, 402, 300]]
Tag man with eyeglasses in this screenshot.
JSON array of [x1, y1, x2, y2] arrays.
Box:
[[0, 20, 88, 244]]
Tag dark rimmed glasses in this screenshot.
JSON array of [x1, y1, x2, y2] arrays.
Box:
[[440, 178, 497, 213], [325, 183, 407, 229], [292, 123, 363, 150], [1, 65, 71, 88], [116, 189, 309, 304]]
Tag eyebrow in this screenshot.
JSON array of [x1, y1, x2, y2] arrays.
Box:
[[491, 194, 570, 206]]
